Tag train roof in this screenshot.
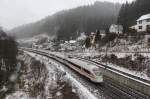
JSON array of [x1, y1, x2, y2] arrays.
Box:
[[67, 58, 99, 71], [41, 51, 99, 71]]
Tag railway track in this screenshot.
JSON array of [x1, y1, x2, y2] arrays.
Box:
[[75, 57, 150, 99], [21, 48, 150, 99], [104, 77, 149, 99]]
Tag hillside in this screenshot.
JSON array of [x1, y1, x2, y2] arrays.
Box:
[[11, 1, 121, 40]]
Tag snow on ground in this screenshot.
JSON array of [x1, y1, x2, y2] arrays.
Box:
[[75, 49, 100, 58], [106, 52, 150, 58], [99, 61, 150, 81], [24, 51, 98, 99], [6, 91, 29, 99]]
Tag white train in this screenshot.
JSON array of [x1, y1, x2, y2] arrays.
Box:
[[21, 48, 103, 83], [66, 59, 103, 83]]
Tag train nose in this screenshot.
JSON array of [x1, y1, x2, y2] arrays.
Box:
[[95, 76, 103, 83]]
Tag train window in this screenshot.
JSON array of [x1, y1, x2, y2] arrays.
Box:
[[139, 26, 142, 29], [68, 55, 73, 58], [71, 63, 81, 69], [83, 68, 91, 74], [75, 65, 80, 69]]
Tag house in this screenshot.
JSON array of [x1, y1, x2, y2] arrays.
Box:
[[130, 14, 150, 32], [109, 24, 123, 34]]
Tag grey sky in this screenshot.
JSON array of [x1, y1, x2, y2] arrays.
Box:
[[0, 0, 133, 30]]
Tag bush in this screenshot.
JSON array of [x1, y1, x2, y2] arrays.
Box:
[[110, 54, 118, 59], [100, 33, 117, 46]]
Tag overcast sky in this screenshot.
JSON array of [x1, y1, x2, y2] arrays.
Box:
[[0, 0, 133, 30]]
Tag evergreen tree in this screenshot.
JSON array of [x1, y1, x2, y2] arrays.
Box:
[[0, 29, 18, 86], [95, 30, 101, 44], [85, 36, 91, 48]]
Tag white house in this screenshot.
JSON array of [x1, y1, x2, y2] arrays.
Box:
[[131, 14, 150, 32], [109, 24, 123, 34]]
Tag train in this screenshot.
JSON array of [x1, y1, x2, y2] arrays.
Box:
[[21, 48, 103, 83]]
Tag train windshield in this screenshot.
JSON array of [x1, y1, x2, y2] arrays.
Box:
[[93, 68, 101, 76]]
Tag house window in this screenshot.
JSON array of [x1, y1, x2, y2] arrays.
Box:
[[147, 19, 150, 22], [139, 20, 142, 24], [147, 25, 150, 28], [139, 26, 142, 29]]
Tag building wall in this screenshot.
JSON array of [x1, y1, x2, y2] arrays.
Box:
[[136, 19, 150, 32]]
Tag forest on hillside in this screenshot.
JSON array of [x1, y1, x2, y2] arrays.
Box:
[[11, 1, 121, 40], [118, 0, 150, 32]]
